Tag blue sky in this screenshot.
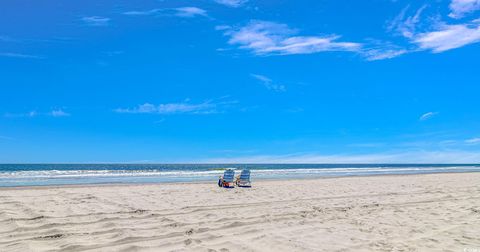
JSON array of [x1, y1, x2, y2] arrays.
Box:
[[1, 0, 480, 163]]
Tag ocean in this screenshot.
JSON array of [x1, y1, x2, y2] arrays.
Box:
[[0, 164, 479, 187]]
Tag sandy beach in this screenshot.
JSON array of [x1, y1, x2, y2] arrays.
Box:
[[1, 172, 479, 252]]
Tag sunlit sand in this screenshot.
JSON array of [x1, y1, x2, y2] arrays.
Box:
[[1, 172, 479, 251]]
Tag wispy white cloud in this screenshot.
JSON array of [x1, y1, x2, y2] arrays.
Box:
[[215, 25, 231, 31], [465, 137, 480, 144], [386, 4, 480, 53], [214, 0, 248, 8], [449, 0, 480, 19], [413, 22, 480, 52], [49, 109, 70, 117], [4, 109, 70, 118], [388, 5, 427, 38], [115, 99, 235, 115], [174, 7, 207, 18], [221, 20, 408, 61], [419, 112, 439, 121], [4, 111, 37, 118], [0, 52, 43, 59], [222, 20, 362, 56], [250, 74, 286, 92], [81, 16, 110, 26], [123, 7, 207, 18], [381, 3, 480, 56], [123, 9, 162, 16], [1, 35, 75, 45], [362, 47, 408, 61], [115, 102, 212, 114], [202, 150, 480, 163]]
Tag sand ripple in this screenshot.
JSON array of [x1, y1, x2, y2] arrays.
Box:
[[1, 173, 480, 251]]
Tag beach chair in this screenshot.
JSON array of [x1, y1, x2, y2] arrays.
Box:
[[218, 169, 235, 188], [235, 169, 251, 187]]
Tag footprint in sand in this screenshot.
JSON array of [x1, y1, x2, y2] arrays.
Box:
[[185, 228, 194, 235]]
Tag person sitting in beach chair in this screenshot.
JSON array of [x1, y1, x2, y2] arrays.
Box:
[[218, 169, 235, 188], [235, 169, 251, 187]]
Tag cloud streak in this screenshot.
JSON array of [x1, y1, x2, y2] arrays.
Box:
[[174, 7, 207, 18], [465, 137, 480, 144], [449, 0, 480, 19], [4, 109, 70, 118], [4, 111, 37, 118], [420, 112, 438, 121], [115, 99, 235, 115], [376, 3, 480, 58], [0, 52, 43, 59], [222, 20, 362, 56], [81, 16, 110, 26], [250, 74, 286, 92], [123, 9, 162, 16], [123, 7, 207, 18], [214, 0, 248, 8], [388, 5, 427, 39], [387, 4, 480, 54], [49, 109, 70, 117], [362, 46, 408, 61], [220, 20, 410, 61], [413, 22, 480, 52]]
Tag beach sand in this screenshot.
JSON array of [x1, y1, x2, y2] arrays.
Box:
[[1, 172, 479, 252]]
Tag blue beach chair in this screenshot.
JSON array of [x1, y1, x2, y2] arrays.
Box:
[[235, 169, 251, 187], [218, 169, 235, 188]]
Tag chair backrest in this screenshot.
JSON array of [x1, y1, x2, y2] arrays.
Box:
[[239, 169, 250, 181], [223, 169, 235, 182]]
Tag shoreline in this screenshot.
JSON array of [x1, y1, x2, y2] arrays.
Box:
[[1, 170, 479, 190]]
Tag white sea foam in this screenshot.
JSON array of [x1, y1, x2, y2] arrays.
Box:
[[0, 166, 478, 180]]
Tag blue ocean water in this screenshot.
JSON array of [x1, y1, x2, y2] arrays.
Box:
[[0, 164, 479, 187]]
